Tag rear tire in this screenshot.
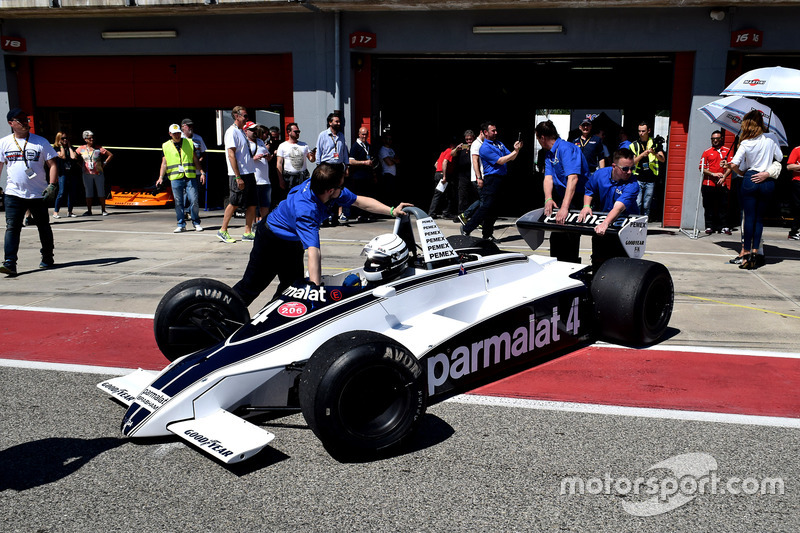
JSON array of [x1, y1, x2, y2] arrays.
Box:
[[299, 332, 426, 459], [153, 278, 251, 361], [591, 257, 673, 345]]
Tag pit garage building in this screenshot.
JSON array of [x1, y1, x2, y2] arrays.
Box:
[[1, 0, 799, 228]]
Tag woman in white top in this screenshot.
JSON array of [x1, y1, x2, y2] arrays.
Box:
[[722, 110, 783, 270]]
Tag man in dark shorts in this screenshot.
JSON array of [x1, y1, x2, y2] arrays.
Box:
[[218, 106, 257, 243]]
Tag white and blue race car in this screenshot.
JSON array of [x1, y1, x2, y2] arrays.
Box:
[[98, 207, 672, 463]]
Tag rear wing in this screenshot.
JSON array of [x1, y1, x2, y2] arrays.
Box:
[[516, 208, 648, 258]]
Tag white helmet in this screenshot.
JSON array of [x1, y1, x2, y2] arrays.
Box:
[[362, 234, 409, 282]]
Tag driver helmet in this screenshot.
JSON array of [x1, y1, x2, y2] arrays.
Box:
[[362, 233, 409, 283]]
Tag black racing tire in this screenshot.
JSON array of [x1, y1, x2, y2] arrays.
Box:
[[591, 257, 674, 345], [446, 234, 501, 256], [299, 331, 427, 459], [153, 278, 251, 361]]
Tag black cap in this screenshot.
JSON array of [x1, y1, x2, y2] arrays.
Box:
[[181, 118, 194, 126], [6, 107, 27, 122]]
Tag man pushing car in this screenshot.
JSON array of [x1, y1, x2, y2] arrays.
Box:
[[232, 162, 413, 305]]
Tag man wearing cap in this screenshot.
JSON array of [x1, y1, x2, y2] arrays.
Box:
[[0, 108, 59, 276], [218, 106, 258, 243], [157, 124, 205, 233], [571, 118, 608, 173]]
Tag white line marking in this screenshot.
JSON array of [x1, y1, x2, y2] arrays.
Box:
[[0, 358, 145, 375], [448, 394, 800, 429], [594, 341, 800, 359], [0, 305, 152, 319]]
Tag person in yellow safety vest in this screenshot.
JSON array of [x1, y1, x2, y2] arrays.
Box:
[[157, 123, 206, 233], [630, 121, 665, 218]]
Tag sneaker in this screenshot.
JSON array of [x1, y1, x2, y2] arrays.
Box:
[[217, 230, 236, 243], [173, 226, 187, 233], [339, 214, 348, 223], [789, 232, 800, 241], [722, 227, 732, 235], [68, 213, 77, 218], [23, 217, 33, 226], [82, 211, 93, 216], [704, 228, 713, 235], [39, 259, 54, 269], [53, 212, 61, 219], [1, 261, 17, 276], [460, 225, 470, 237], [458, 213, 468, 225], [101, 211, 109, 216], [194, 224, 204, 232], [729, 255, 744, 265], [242, 232, 255, 241]]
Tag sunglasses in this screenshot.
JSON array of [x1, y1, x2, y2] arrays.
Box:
[[617, 165, 635, 172]]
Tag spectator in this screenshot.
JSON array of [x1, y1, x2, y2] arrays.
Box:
[[631, 121, 665, 218], [316, 111, 348, 166], [1, 108, 59, 276], [571, 118, 608, 172], [461, 121, 522, 241], [536, 119, 590, 263], [252, 124, 273, 221], [699, 130, 731, 235], [618, 129, 632, 150], [218, 106, 257, 244], [348, 126, 376, 222], [157, 124, 205, 233], [721, 110, 783, 269], [786, 143, 800, 240], [578, 148, 639, 268], [378, 132, 399, 204], [428, 138, 457, 218], [231, 163, 412, 306], [76, 130, 113, 216], [267, 126, 282, 205], [455, 130, 478, 216], [458, 127, 486, 226], [181, 118, 207, 211], [277, 122, 315, 191], [52, 132, 79, 219]]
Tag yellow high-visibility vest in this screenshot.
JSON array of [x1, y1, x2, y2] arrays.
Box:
[[162, 138, 196, 180]]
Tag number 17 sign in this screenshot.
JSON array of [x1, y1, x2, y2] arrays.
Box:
[[350, 31, 376, 49]]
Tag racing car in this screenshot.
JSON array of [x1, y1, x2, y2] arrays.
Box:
[[98, 207, 673, 463]]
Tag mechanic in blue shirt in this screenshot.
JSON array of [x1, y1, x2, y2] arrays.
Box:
[[578, 148, 639, 268], [536, 119, 590, 263], [461, 121, 521, 240], [232, 163, 412, 305]]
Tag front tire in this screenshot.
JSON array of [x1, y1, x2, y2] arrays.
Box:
[[299, 332, 427, 459], [153, 278, 251, 361], [591, 257, 673, 345]]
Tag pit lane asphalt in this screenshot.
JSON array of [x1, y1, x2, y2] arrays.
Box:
[[1, 208, 799, 531]]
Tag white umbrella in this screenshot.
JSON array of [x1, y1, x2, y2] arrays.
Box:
[[721, 66, 800, 99], [698, 95, 788, 146]]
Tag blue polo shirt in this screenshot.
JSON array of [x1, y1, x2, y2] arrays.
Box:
[[544, 137, 590, 199], [479, 139, 512, 176], [267, 179, 357, 249], [584, 167, 639, 214]]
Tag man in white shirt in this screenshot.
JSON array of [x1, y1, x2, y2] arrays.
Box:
[[378, 132, 399, 204], [218, 106, 257, 244], [458, 128, 484, 225], [1, 108, 59, 276], [277, 122, 316, 190]]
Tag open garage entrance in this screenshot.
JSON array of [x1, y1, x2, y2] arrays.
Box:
[[367, 54, 676, 221], [17, 54, 293, 208]]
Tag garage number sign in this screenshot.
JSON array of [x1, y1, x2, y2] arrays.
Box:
[[1, 36, 27, 52], [350, 31, 377, 49]]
